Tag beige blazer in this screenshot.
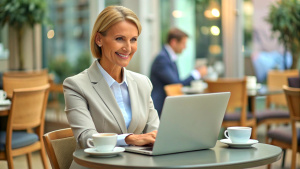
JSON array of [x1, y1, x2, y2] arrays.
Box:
[[63, 60, 159, 149]]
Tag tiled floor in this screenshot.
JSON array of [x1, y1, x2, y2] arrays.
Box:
[[0, 98, 299, 169]]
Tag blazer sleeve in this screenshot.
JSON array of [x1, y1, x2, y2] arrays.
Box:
[[143, 77, 160, 133], [63, 76, 98, 148]]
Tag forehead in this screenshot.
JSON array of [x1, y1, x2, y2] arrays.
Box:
[[106, 20, 138, 36]]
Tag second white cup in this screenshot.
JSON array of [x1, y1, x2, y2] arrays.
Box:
[[0, 90, 7, 101], [224, 127, 252, 143], [87, 133, 117, 152]]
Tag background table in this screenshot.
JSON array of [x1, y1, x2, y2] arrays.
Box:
[[73, 141, 282, 169]]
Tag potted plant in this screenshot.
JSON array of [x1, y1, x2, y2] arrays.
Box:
[[266, 0, 300, 69], [0, 0, 48, 70]]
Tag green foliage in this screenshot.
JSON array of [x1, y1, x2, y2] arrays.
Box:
[[0, 0, 48, 29], [48, 56, 73, 83], [266, 0, 300, 46], [266, 0, 300, 69], [73, 51, 92, 74], [49, 51, 92, 83]]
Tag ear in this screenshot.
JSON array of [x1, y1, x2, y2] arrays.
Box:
[[169, 38, 178, 48], [95, 32, 102, 47]]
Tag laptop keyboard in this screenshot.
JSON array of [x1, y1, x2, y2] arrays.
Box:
[[141, 147, 153, 151]]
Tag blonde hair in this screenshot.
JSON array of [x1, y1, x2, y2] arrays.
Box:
[[90, 6, 142, 59]]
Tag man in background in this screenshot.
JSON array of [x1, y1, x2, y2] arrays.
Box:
[[150, 28, 207, 117]]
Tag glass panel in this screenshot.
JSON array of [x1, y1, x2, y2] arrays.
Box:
[[160, 0, 224, 78], [43, 0, 90, 83], [195, 0, 223, 77]]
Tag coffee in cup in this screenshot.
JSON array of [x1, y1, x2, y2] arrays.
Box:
[[87, 133, 117, 152], [0, 90, 7, 101], [224, 127, 252, 143]]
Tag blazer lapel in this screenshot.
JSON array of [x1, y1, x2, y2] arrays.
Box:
[[126, 71, 140, 133], [87, 60, 127, 133]]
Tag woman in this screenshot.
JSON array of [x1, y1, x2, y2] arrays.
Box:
[[63, 5, 159, 168]]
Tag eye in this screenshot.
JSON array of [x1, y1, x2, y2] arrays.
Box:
[[130, 37, 137, 42], [116, 37, 123, 41]]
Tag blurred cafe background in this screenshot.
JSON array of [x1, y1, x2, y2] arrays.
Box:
[[0, 0, 299, 168]]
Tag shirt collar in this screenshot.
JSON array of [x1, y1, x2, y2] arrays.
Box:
[[96, 60, 128, 87], [164, 44, 178, 62]]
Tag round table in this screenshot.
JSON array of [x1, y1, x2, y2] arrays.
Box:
[[73, 141, 282, 169]]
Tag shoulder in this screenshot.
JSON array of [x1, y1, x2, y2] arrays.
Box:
[[63, 69, 89, 88], [126, 70, 152, 87]]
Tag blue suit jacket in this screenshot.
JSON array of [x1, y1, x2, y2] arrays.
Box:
[[150, 46, 195, 117]]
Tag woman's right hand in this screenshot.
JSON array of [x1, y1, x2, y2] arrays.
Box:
[[125, 130, 157, 146]]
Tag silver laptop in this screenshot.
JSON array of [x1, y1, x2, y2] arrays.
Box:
[[124, 92, 230, 155]]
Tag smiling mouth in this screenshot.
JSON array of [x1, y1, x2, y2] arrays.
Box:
[[116, 52, 130, 58]]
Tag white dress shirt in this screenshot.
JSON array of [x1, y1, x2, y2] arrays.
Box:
[[96, 61, 132, 146]]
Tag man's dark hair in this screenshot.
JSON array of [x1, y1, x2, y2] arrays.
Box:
[[167, 28, 189, 44]]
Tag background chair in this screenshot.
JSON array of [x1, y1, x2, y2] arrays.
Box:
[[164, 83, 184, 96], [48, 74, 64, 121], [256, 69, 299, 142], [2, 69, 49, 99], [267, 85, 300, 169], [288, 76, 300, 88], [206, 78, 257, 139], [43, 128, 76, 169], [0, 84, 50, 169]]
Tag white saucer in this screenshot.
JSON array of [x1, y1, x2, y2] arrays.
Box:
[[84, 147, 125, 157], [220, 139, 259, 148], [0, 100, 11, 106]]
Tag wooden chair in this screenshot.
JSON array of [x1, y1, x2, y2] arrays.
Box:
[[48, 74, 64, 121], [266, 69, 299, 107], [256, 69, 299, 142], [267, 85, 300, 169], [164, 83, 184, 96], [0, 84, 50, 169], [2, 69, 48, 77], [43, 128, 76, 169], [2, 69, 49, 99], [206, 78, 257, 139]]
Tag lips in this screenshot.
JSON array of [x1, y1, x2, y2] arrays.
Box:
[[116, 52, 130, 58]]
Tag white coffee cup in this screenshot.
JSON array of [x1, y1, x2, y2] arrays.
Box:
[[87, 133, 117, 152], [0, 90, 7, 101], [224, 127, 252, 143], [246, 76, 257, 89]]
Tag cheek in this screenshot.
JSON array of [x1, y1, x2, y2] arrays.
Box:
[[131, 44, 138, 53]]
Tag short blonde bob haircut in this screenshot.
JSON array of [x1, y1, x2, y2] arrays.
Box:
[[90, 6, 142, 59]]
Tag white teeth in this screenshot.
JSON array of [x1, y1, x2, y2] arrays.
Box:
[[117, 52, 128, 58]]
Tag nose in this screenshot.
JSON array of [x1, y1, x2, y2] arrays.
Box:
[[122, 41, 131, 52]]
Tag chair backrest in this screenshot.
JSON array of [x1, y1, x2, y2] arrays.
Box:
[[206, 78, 247, 113], [267, 69, 299, 107], [283, 85, 300, 121], [164, 83, 184, 96], [3, 69, 48, 77], [43, 128, 76, 169], [7, 84, 50, 130], [288, 76, 300, 88], [3, 69, 49, 98]]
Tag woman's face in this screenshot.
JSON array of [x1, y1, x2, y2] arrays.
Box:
[[97, 20, 138, 70]]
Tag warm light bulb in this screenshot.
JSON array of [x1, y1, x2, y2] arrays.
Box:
[[211, 8, 220, 17], [204, 10, 212, 18], [210, 26, 220, 36], [172, 10, 183, 18], [47, 30, 55, 39]]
